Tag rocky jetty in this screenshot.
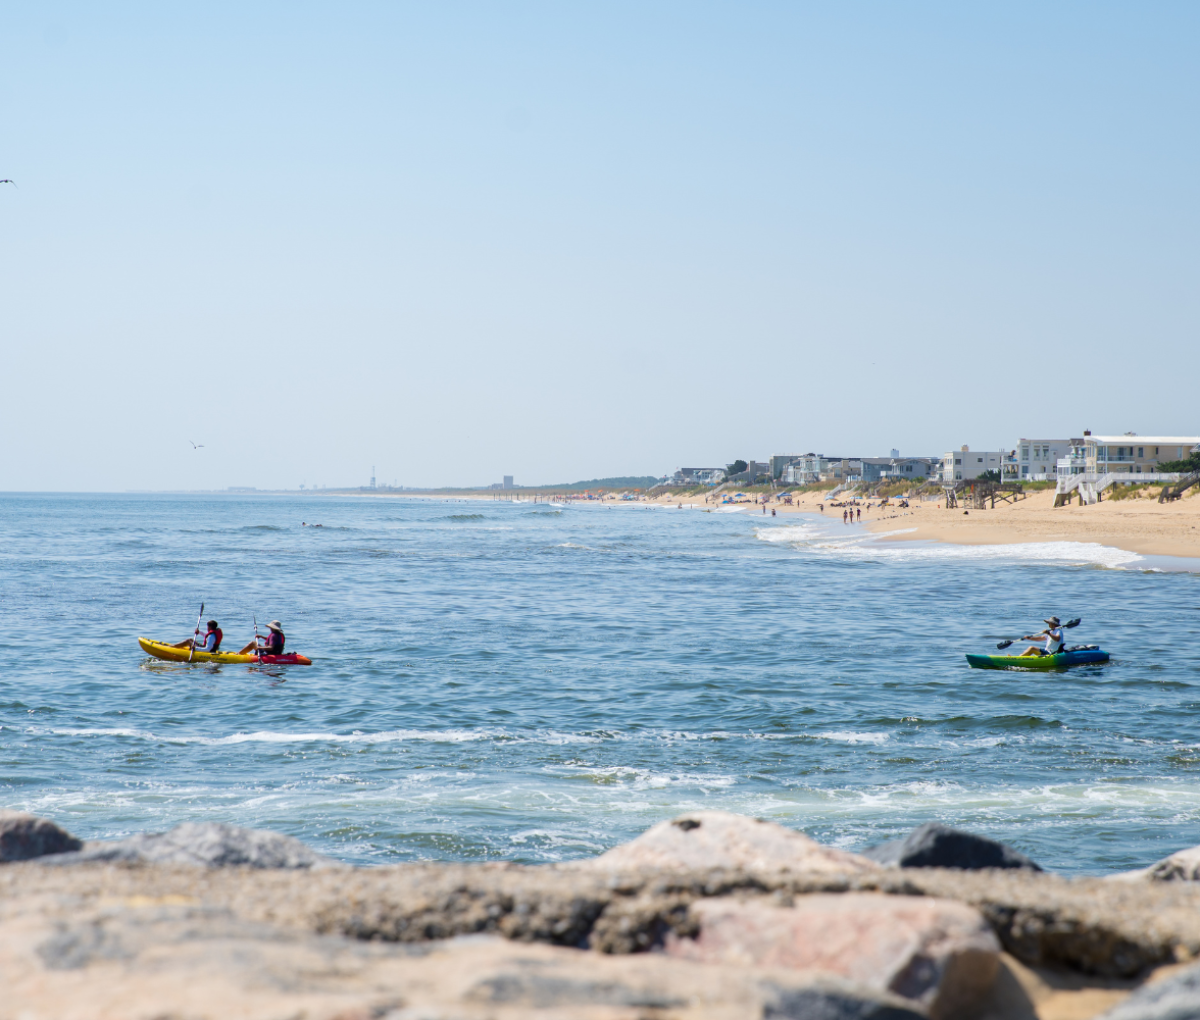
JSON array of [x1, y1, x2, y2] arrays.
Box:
[[2, 809, 1199, 1019]]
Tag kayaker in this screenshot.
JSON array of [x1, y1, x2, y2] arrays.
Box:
[[238, 620, 285, 656], [1019, 616, 1065, 657], [173, 620, 222, 653]]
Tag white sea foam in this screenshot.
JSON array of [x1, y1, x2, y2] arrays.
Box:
[[818, 731, 890, 745], [755, 524, 1143, 569], [38, 726, 605, 747]]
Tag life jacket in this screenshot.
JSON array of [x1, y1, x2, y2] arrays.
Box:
[[209, 628, 223, 651], [264, 630, 284, 655]]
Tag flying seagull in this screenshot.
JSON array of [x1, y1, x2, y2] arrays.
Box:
[[189, 440, 204, 449], [0, 180, 15, 188]]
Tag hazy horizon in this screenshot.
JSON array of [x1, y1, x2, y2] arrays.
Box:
[[3, 2, 1198, 491]]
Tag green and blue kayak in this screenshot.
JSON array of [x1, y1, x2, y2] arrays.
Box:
[[966, 649, 1110, 670]]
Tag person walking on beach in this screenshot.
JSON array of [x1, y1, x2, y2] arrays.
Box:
[[857, 506, 861, 521], [842, 509, 848, 524]]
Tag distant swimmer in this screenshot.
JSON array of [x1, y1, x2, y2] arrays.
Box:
[[173, 619, 222, 653], [239, 619, 285, 656]]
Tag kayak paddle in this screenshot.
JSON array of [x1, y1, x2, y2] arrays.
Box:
[[995, 618, 1081, 650], [187, 602, 204, 663]]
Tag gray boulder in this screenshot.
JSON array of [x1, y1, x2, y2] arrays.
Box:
[[43, 822, 337, 869], [1094, 962, 1200, 1019], [0, 811, 83, 861], [1109, 846, 1200, 883], [576, 811, 879, 876], [861, 822, 1042, 872]]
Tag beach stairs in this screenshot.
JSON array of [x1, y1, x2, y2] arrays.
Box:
[[1159, 471, 1200, 503], [1055, 471, 1186, 507]]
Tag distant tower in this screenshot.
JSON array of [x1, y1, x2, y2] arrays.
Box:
[[503, 475, 513, 490], [890, 449, 900, 459], [370, 466, 376, 489]]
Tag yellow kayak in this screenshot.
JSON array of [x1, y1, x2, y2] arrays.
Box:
[[138, 638, 312, 665]]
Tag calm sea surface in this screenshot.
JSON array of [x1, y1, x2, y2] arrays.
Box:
[[2, 493, 1199, 873]]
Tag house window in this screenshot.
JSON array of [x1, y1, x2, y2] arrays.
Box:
[[1021, 446, 1029, 460], [977, 457, 983, 463], [1138, 447, 1144, 458]]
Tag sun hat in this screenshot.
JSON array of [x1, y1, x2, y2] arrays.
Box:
[[1044, 616, 1061, 626], [267, 620, 284, 632]]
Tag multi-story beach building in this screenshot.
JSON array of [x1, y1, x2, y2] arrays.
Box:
[[672, 467, 726, 485], [1079, 434, 1200, 474], [857, 458, 894, 483], [781, 455, 855, 484], [941, 447, 1005, 483], [885, 457, 938, 481], [999, 438, 1072, 481], [770, 455, 803, 480]]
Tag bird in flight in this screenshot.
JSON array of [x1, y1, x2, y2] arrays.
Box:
[[0, 180, 15, 188], [189, 440, 204, 449]]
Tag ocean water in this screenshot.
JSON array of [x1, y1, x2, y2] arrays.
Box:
[[2, 492, 1199, 874]]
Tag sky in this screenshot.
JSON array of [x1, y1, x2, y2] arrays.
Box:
[[2, 1, 1198, 490]]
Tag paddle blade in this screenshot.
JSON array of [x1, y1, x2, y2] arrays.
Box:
[[1065, 618, 1081, 628], [995, 640, 1014, 650]]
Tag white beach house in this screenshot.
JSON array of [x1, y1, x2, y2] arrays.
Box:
[[1080, 434, 1200, 474], [941, 447, 1005, 483]]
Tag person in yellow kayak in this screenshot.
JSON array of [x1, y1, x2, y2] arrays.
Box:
[[1019, 616, 1064, 657], [172, 620, 223, 653], [238, 620, 285, 656]]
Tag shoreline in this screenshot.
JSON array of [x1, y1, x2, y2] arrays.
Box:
[[864, 487, 1200, 560], [635, 485, 1200, 561]]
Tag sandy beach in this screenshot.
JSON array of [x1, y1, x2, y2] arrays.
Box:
[[637, 485, 1200, 560]]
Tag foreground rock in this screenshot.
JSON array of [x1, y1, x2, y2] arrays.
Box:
[[2, 897, 928, 1020], [575, 810, 880, 876], [664, 893, 1000, 1019], [7, 810, 1200, 1016], [45, 821, 339, 869], [0, 810, 82, 861], [862, 822, 1042, 872], [1095, 961, 1200, 1019]]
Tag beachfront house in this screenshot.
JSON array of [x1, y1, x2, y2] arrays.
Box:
[[781, 455, 855, 485], [770, 455, 803, 480], [1080, 434, 1200, 474], [671, 467, 726, 485], [941, 446, 1005, 483], [884, 457, 937, 482], [783, 455, 820, 485], [858, 458, 894, 483], [1001, 439, 1071, 481], [1054, 440, 1089, 480]]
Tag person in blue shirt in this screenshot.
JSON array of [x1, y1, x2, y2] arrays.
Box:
[[173, 620, 222, 653]]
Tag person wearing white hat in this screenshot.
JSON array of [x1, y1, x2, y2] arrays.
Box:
[[238, 620, 286, 657], [1019, 616, 1064, 657]]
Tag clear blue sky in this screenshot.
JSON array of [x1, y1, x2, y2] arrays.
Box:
[[2, 2, 1197, 490]]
